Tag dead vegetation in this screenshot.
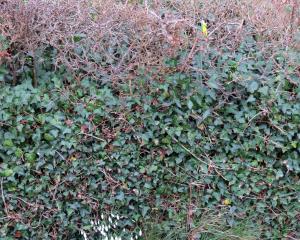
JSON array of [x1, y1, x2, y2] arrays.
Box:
[[0, 0, 299, 84]]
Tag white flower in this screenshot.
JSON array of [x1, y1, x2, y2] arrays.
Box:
[[139, 230, 142, 236], [80, 230, 88, 240]]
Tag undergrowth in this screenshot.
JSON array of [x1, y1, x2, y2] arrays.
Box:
[[0, 0, 300, 239]]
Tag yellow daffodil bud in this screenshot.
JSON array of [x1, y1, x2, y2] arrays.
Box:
[[201, 20, 208, 37]]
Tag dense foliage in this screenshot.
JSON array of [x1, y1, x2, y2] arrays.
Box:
[[1, 0, 300, 239], [1, 33, 300, 239]]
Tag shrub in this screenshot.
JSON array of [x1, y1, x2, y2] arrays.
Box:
[[0, 1, 299, 239], [1, 34, 300, 238], [1, 0, 299, 86]]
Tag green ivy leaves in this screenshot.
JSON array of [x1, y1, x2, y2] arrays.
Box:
[[1, 36, 300, 239]]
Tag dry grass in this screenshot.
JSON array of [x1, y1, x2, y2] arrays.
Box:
[[0, 0, 299, 84]]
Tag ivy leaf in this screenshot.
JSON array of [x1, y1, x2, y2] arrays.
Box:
[[275, 170, 284, 179], [115, 191, 125, 201], [0, 168, 14, 177], [248, 81, 259, 93], [207, 79, 219, 89], [187, 100, 193, 109], [258, 86, 269, 95], [141, 206, 150, 217]]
